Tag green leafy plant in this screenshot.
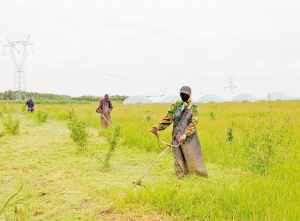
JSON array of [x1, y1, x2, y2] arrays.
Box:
[[226, 128, 233, 142], [240, 96, 293, 174], [209, 111, 215, 121], [67, 110, 89, 151], [36, 111, 48, 125], [103, 126, 121, 169], [0, 132, 4, 138], [146, 115, 151, 122], [2, 114, 20, 135]]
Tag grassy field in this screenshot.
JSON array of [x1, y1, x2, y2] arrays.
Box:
[[0, 101, 299, 220]]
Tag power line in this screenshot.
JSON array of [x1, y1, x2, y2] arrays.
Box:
[[32, 53, 180, 89]]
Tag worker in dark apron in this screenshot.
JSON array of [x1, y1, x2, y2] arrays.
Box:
[[151, 86, 208, 179], [98, 94, 113, 128]]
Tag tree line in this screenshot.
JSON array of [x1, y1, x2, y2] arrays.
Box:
[[0, 90, 128, 102]]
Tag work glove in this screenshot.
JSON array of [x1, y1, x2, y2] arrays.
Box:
[[180, 134, 187, 142], [109, 108, 112, 112], [150, 125, 159, 134]]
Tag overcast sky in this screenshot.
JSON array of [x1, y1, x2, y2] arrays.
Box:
[[1, 0, 300, 97]]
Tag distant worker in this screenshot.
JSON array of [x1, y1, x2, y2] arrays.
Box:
[[97, 94, 113, 128], [151, 86, 208, 179], [25, 98, 34, 113]]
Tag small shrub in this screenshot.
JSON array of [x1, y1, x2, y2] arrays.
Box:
[[0, 132, 4, 138], [240, 100, 293, 174], [36, 111, 48, 125], [146, 115, 151, 122], [2, 114, 20, 135], [209, 111, 215, 121], [103, 126, 121, 169], [67, 110, 89, 151], [226, 128, 233, 142]]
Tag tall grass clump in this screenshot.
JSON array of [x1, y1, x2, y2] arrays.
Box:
[[2, 114, 20, 135], [67, 110, 89, 151], [36, 111, 48, 125], [239, 98, 294, 174], [103, 126, 121, 170]]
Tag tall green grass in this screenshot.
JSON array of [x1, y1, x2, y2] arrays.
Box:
[[0, 100, 299, 220]]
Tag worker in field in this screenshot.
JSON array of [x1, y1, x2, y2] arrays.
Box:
[[97, 94, 113, 128], [151, 86, 208, 179], [25, 98, 34, 113]]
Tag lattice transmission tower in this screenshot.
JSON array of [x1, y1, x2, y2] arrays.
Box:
[[3, 36, 33, 100], [225, 77, 237, 94]]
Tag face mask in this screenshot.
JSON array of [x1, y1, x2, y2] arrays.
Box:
[[180, 93, 189, 102]]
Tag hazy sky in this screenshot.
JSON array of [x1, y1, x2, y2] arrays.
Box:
[[1, 0, 300, 97]]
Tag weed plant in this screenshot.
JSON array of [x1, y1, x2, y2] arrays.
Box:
[[2, 114, 20, 135], [209, 111, 215, 121], [103, 126, 121, 169], [226, 127, 233, 142], [0, 132, 4, 138], [36, 111, 48, 125], [1, 182, 33, 221], [67, 110, 89, 151], [239, 115, 293, 174]]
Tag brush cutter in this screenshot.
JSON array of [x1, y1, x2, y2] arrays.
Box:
[[101, 114, 112, 127], [132, 132, 181, 188]]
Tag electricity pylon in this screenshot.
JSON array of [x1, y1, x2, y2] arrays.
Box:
[[3, 36, 33, 100], [225, 77, 237, 94]]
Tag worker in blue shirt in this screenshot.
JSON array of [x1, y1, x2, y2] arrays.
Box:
[[25, 98, 34, 112]]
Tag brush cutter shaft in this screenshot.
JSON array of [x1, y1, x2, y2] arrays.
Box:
[[133, 145, 171, 187], [132, 133, 181, 188], [101, 114, 112, 127]]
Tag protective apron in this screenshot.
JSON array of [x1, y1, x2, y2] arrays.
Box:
[[101, 100, 112, 128], [172, 105, 208, 177]]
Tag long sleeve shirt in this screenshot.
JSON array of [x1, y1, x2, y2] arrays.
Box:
[[98, 99, 113, 113], [157, 101, 199, 137], [25, 100, 34, 108]]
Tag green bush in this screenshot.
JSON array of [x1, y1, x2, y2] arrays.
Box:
[[226, 127, 233, 142], [67, 110, 89, 151], [2, 114, 20, 135], [240, 116, 293, 174], [36, 111, 48, 125]]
